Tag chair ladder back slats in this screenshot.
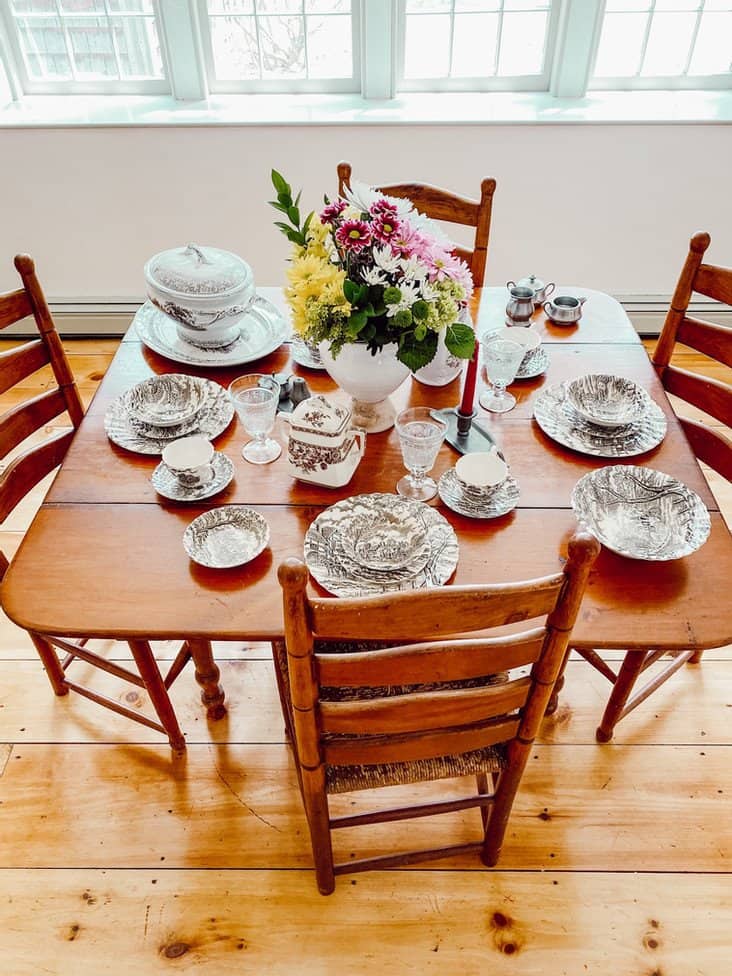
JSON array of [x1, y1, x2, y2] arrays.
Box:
[[0, 428, 74, 523], [0, 288, 33, 330], [13, 256, 85, 429], [318, 677, 531, 736], [653, 232, 711, 370], [377, 182, 480, 226], [315, 628, 545, 688], [322, 717, 520, 768], [679, 418, 732, 481], [0, 388, 69, 461], [0, 340, 50, 396], [663, 365, 732, 428], [677, 316, 732, 370], [694, 263, 732, 306], [309, 575, 564, 641]]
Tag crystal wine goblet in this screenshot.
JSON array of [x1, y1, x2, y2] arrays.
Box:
[[395, 406, 447, 502], [229, 374, 281, 464], [479, 332, 525, 413]]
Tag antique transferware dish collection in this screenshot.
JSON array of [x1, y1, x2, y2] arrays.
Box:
[[102, 180, 711, 576]]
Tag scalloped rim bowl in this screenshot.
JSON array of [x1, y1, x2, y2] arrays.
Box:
[[127, 374, 206, 428], [566, 374, 648, 428]]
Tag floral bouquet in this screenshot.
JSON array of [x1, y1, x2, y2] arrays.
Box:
[[269, 170, 476, 372]]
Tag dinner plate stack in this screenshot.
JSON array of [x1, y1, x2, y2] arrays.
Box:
[[304, 493, 459, 597], [533, 375, 667, 457], [104, 374, 234, 455]]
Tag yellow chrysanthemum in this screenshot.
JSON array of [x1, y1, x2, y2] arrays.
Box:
[[285, 250, 349, 336]]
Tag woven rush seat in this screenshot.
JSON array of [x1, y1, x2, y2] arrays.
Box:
[[273, 639, 509, 794]]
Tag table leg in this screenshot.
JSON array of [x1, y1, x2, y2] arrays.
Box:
[[187, 638, 226, 720]]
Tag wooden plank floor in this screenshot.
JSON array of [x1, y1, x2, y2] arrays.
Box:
[[1, 337, 731, 973]]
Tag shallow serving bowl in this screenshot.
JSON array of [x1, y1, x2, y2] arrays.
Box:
[[127, 374, 206, 428], [571, 465, 710, 561], [566, 374, 649, 428]]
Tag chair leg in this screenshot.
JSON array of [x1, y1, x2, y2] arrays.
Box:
[[545, 646, 572, 716], [596, 649, 648, 743], [127, 640, 186, 752], [481, 743, 529, 867], [30, 632, 68, 696], [476, 772, 491, 830], [301, 768, 335, 895], [689, 648, 705, 665], [270, 640, 295, 742]]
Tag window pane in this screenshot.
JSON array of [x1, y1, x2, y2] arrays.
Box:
[[114, 16, 163, 78], [452, 13, 498, 77], [641, 11, 696, 75], [59, 0, 107, 12], [655, 0, 701, 9], [503, 0, 550, 8], [406, 1, 451, 11], [403, 13, 450, 78], [306, 14, 352, 78], [207, 0, 254, 12], [108, 0, 156, 11], [210, 15, 260, 79], [17, 16, 72, 79], [258, 15, 305, 78], [455, 1, 501, 10], [256, 0, 302, 12], [306, 0, 351, 12], [11, 0, 56, 12], [593, 12, 647, 76], [498, 10, 547, 75], [688, 11, 732, 74], [604, 1, 651, 9]]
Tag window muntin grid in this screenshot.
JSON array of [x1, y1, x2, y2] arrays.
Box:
[[591, 0, 732, 89], [398, 0, 557, 92], [199, 0, 359, 93], [3, 0, 167, 91]]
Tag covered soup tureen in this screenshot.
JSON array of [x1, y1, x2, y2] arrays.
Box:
[[285, 395, 365, 488], [144, 243, 255, 348]]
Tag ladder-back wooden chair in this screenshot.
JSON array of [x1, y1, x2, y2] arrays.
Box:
[[276, 531, 599, 894], [564, 232, 732, 743], [0, 254, 192, 752], [337, 161, 496, 288]]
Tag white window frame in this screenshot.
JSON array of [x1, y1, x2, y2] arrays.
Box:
[[196, 0, 361, 95], [589, 0, 732, 93], [0, 0, 172, 95], [395, 0, 564, 94], [0, 0, 730, 103]]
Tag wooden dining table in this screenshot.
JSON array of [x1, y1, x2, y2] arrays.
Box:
[[3, 286, 732, 720]]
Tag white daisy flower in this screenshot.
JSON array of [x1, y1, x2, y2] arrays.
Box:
[[399, 255, 429, 283], [385, 281, 421, 317], [373, 245, 401, 274], [361, 266, 387, 286], [343, 179, 415, 219]]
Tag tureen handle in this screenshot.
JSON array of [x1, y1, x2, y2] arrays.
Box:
[[184, 243, 211, 265]]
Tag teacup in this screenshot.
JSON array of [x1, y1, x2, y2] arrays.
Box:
[[498, 325, 541, 353], [455, 449, 508, 493], [162, 435, 215, 487]]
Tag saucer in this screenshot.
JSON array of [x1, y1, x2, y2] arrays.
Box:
[[438, 468, 520, 519], [152, 452, 234, 502], [515, 345, 549, 380]]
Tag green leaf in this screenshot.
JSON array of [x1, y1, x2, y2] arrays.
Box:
[[274, 221, 294, 234], [444, 322, 476, 359], [346, 309, 368, 337], [294, 189, 302, 208], [398, 330, 438, 372], [268, 200, 290, 215], [271, 169, 289, 195], [277, 190, 292, 206], [355, 284, 369, 305], [343, 278, 359, 303], [287, 206, 300, 226], [302, 211, 314, 237]]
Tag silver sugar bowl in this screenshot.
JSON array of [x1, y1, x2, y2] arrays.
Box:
[[517, 273, 555, 308]]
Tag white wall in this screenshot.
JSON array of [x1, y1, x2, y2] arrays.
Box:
[[1, 123, 731, 301]]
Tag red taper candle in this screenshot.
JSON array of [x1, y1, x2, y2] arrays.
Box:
[[458, 337, 479, 415]]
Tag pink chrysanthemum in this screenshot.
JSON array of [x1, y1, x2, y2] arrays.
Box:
[[335, 219, 372, 252], [390, 220, 431, 261], [369, 198, 399, 220], [428, 248, 474, 298], [371, 213, 401, 245], [319, 199, 347, 224]]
